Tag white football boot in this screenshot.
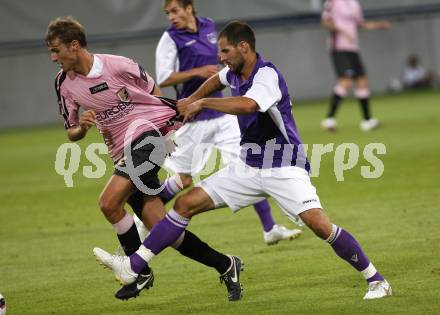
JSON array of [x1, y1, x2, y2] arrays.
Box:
[[363, 280, 392, 300], [321, 117, 337, 131], [93, 247, 137, 285], [263, 225, 302, 245], [360, 118, 380, 131]]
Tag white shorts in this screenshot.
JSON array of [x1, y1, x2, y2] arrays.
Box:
[[164, 114, 241, 176], [197, 160, 323, 223]]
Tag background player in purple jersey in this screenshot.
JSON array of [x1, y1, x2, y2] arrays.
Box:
[[320, 0, 390, 132], [94, 21, 392, 300], [46, 16, 242, 301], [149, 0, 302, 244]]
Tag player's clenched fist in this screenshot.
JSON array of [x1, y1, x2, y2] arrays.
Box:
[[177, 98, 191, 116], [79, 110, 96, 130]]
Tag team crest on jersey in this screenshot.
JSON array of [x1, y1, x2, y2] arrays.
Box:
[[206, 32, 217, 44], [117, 87, 130, 102]]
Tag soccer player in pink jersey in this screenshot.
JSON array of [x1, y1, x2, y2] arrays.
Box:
[[46, 16, 242, 301], [321, 0, 390, 131]]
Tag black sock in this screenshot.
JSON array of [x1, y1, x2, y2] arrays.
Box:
[[157, 192, 173, 205], [358, 97, 371, 120], [127, 189, 171, 215], [328, 93, 343, 118], [176, 230, 231, 274], [126, 191, 144, 219], [117, 222, 151, 274]]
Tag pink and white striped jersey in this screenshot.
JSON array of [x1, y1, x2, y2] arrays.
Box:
[[322, 0, 364, 52], [55, 54, 177, 162]]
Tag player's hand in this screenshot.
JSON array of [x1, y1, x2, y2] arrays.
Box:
[[196, 65, 219, 79], [182, 99, 204, 123], [341, 30, 355, 43], [177, 97, 191, 116], [379, 21, 391, 30], [79, 110, 96, 130]]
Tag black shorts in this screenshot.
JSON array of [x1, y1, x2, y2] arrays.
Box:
[[331, 51, 366, 78], [114, 130, 168, 195]]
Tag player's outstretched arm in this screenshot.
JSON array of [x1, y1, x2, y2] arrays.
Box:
[[360, 20, 390, 31], [181, 96, 257, 122], [188, 73, 224, 102], [159, 65, 219, 88], [177, 73, 225, 118], [67, 110, 96, 141]]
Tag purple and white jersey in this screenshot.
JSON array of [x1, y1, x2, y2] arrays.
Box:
[[322, 0, 364, 52], [55, 54, 177, 162], [218, 54, 310, 171], [155, 16, 223, 121]]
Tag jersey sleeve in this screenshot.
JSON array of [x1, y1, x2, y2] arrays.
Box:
[[321, 0, 334, 21], [218, 66, 230, 86], [155, 31, 178, 85], [55, 72, 79, 129], [355, 1, 365, 25], [123, 58, 156, 94], [244, 67, 282, 113]]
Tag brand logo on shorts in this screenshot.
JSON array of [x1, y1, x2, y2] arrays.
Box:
[[116, 156, 126, 167], [302, 199, 317, 204], [350, 254, 358, 262], [117, 87, 130, 102], [89, 82, 109, 94]]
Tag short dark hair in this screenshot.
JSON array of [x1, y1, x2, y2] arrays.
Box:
[[163, 0, 196, 15], [45, 16, 87, 47], [218, 21, 255, 51]]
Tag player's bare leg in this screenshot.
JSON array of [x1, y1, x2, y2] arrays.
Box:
[[99, 175, 144, 256]]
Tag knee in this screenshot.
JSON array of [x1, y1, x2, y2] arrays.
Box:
[[301, 209, 333, 240], [98, 194, 119, 216], [173, 195, 193, 217], [336, 78, 352, 92], [310, 221, 331, 240], [354, 87, 370, 99], [179, 174, 193, 189]]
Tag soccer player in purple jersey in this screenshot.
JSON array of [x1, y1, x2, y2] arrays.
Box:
[[46, 16, 243, 301], [94, 21, 392, 300], [146, 0, 302, 245], [320, 0, 390, 132]]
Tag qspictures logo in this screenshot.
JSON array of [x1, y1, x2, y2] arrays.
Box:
[[54, 119, 387, 189]]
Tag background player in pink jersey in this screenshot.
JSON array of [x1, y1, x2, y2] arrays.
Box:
[[46, 16, 243, 301], [321, 0, 390, 132]]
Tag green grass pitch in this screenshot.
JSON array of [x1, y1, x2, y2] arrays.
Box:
[[0, 90, 439, 314]]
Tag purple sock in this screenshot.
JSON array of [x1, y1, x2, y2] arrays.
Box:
[[130, 209, 189, 273], [327, 224, 384, 283], [159, 177, 181, 203], [253, 200, 275, 232]]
